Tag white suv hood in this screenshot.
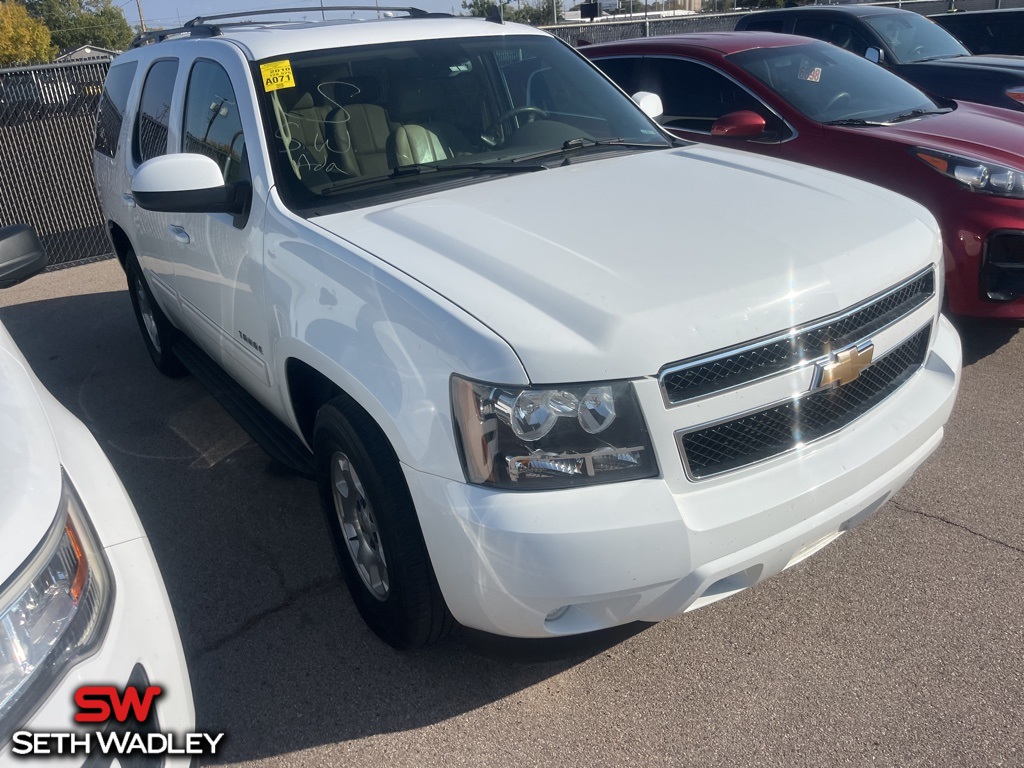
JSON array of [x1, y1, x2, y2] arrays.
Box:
[[0, 323, 62, 585], [313, 145, 940, 383]]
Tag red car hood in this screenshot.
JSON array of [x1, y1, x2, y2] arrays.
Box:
[[859, 102, 1024, 167]]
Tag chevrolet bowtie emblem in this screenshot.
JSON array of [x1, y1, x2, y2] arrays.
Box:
[[817, 342, 875, 388]]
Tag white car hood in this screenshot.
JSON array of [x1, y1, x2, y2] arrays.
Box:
[[313, 145, 940, 383], [0, 323, 62, 586]]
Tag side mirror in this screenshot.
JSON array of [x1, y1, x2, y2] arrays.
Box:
[[631, 91, 664, 119], [132, 154, 249, 215], [865, 47, 884, 64], [0, 224, 47, 289], [711, 110, 768, 139]]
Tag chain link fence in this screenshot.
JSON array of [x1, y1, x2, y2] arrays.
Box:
[[543, 0, 1024, 46], [0, 58, 112, 268]]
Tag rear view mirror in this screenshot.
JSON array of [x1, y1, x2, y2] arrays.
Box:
[[0, 224, 47, 289], [711, 110, 768, 139], [865, 47, 884, 64], [132, 154, 249, 215], [631, 91, 664, 119]]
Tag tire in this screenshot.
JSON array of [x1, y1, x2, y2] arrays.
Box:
[[314, 398, 454, 649], [125, 251, 188, 377]]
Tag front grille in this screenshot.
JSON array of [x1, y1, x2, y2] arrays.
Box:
[[660, 268, 934, 404], [679, 326, 931, 479]]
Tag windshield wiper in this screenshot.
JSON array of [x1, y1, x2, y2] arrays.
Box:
[[318, 161, 545, 196], [913, 53, 969, 63], [883, 107, 953, 124], [825, 118, 886, 126], [510, 137, 669, 165]]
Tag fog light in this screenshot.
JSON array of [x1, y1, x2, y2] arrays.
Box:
[[545, 605, 570, 622]]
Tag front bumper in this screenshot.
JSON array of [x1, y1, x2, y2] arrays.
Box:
[[409, 315, 961, 638], [940, 194, 1024, 317]]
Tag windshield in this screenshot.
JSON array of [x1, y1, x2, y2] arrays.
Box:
[[730, 41, 942, 124], [254, 34, 669, 212], [864, 13, 970, 63]]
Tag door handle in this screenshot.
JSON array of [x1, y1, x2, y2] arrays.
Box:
[[168, 225, 190, 244], [121, 193, 136, 208]]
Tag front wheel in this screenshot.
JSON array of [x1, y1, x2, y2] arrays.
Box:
[[314, 399, 454, 649], [125, 251, 187, 377]]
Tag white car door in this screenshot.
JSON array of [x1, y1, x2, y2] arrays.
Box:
[[169, 51, 273, 400]]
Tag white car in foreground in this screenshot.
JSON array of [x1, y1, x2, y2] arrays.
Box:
[[0, 225, 193, 763]]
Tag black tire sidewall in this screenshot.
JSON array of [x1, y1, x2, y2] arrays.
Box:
[[314, 402, 447, 649], [125, 252, 187, 377]]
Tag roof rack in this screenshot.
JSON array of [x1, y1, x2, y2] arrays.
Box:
[[130, 6, 435, 48]]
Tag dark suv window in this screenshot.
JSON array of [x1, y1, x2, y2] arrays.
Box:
[[794, 19, 872, 57], [94, 61, 137, 158], [182, 60, 247, 184], [133, 59, 178, 165]]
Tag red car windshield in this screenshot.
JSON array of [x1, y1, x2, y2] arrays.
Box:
[[729, 42, 942, 124]]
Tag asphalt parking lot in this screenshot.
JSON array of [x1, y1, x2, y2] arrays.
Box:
[[1, 257, 1022, 767]]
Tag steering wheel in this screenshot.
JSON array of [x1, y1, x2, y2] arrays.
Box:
[[482, 106, 548, 146], [824, 91, 852, 114]]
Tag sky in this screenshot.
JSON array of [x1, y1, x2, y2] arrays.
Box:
[[119, 0, 480, 30]]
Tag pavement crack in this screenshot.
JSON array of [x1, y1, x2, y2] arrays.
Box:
[[892, 499, 1024, 557], [195, 577, 337, 657]]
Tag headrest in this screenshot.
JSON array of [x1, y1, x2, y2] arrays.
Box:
[[323, 75, 383, 106], [390, 80, 443, 120]]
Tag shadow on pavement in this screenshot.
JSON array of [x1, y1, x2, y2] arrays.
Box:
[[950, 316, 1023, 366], [0, 289, 649, 763]]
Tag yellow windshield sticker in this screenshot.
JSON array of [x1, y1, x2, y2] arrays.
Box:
[[260, 60, 295, 92]]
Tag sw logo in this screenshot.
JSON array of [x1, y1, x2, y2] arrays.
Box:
[[11, 684, 223, 758], [74, 684, 162, 723]]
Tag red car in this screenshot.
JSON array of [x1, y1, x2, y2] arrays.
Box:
[[584, 33, 1024, 318]]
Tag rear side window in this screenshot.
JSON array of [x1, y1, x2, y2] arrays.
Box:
[[182, 60, 247, 184], [133, 59, 179, 165], [741, 19, 785, 32], [94, 61, 137, 158]]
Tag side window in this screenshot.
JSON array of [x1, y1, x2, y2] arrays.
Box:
[[182, 60, 247, 184], [94, 61, 137, 158], [641, 58, 777, 134], [593, 56, 644, 97], [133, 59, 178, 165], [742, 19, 785, 33], [795, 19, 872, 57]]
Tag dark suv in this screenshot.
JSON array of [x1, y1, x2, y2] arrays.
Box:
[[930, 9, 1024, 56], [735, 5, 1024, 112]]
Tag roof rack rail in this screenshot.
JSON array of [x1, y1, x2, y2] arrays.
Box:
[[186, 5, 431, 25], [130, 6, 435, 48]]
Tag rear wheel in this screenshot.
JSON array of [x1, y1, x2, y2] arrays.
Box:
[[314, 398, 454, 649], [125, 251, 187, 377]]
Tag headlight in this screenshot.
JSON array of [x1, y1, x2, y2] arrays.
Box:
[[912, 147, 1024, 198], [451, 375, 658, 490], [0, 472, 113, 744]]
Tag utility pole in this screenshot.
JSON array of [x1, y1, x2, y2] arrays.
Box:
[[136, 0, 147, 31]]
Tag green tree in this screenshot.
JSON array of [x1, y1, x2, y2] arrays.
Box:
[[461, 0, 563, 24], [23, 0, 133, 53], [0, 1, 53, 64]]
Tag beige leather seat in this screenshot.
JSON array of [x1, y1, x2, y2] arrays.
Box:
[[323, 77, 396, 177], [386, 81, 471, 167]]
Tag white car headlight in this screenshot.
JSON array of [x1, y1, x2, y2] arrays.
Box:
[[451, 375, 658, 490], [912, 147, 1024, 199], [0, 473, 113, 744]]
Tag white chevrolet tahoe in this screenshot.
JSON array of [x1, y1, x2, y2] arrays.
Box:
[[93, 9, 962, 648]]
